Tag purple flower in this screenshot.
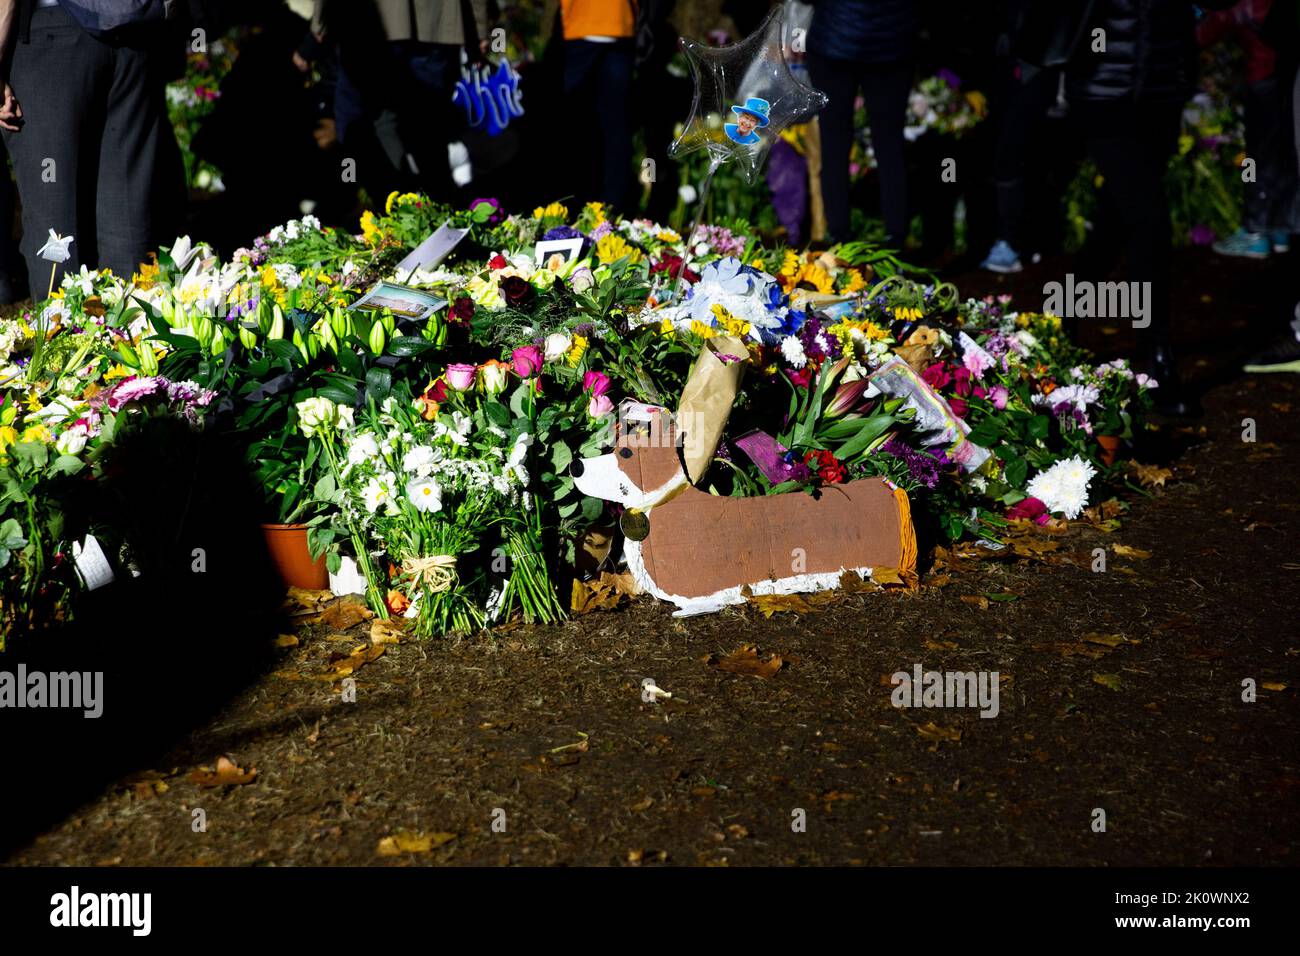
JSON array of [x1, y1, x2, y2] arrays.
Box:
[[882, 437, 943, 489], [1189, 224, 1216, 246]]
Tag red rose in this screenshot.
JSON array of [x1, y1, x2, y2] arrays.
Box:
[[500, 275, 534, 308], [488, 254, 507, 270], [947, 396, 968, 419]]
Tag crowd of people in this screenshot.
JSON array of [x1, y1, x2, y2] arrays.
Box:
[[0, 0, 1296, 392]]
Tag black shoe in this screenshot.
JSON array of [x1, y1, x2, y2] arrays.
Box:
[[1243, 333, 1300, 374], [1147, 345, 1201, 419]]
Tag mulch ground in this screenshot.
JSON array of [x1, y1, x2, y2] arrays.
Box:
[[2, 249, 1298, 866]]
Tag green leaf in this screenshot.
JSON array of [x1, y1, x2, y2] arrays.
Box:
[[387, 336, 437, 357], [835, 413, 896, 461], [550, 443, 573, 474]]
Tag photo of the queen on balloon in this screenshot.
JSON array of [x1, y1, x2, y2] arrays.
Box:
[[725, 96, 771, 145]]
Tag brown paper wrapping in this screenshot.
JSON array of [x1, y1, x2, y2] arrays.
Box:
[[677, 335, 748, 484]]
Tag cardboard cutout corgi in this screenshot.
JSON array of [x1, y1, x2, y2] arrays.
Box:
[[571, 339, 916, 616]]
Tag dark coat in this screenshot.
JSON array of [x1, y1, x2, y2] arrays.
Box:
[[806, 0, 920, 64], [1014, 0, 1232, 102]]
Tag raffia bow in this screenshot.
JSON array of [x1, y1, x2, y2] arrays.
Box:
[[401, 554, 457, 592]]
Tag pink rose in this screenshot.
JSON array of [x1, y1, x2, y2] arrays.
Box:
[[587, 393, 615, 419], [1006, 496, 1049, 524], [512, 345, 544, 378], [921, 362, 951, 391], [582, 369, 612, 397], [445, 363, 478, 392], [990, 385, 1008, 410]]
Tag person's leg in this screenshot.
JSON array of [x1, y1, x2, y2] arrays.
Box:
[[95, 32, 170, 278], [992, 65, 1059, 252], [806, 51, 857, 244], [397, 42, 462, 203], [3, 6, 109, 288], [860, 59, 912, 246], [593, 40, 634, 211], [563, 40, 604, 205]]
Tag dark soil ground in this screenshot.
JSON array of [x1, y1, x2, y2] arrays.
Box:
[[3, 249, 1298, 867]]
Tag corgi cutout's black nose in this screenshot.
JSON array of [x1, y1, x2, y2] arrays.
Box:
[[569, 459, 584, 477]]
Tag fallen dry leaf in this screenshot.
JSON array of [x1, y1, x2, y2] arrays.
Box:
[[1092, 673, 1123, 691], [1112, 544, 1152, 559], [275, 633, 299, 648], [369, 618, 406, 645], [1130, 462, 1173, 488], [571, 570, 639, 614], [284, 587, 333, 614], [915, 721, 962, 744], [1262, 681, 1289, 692], [745, 591, 837, 617], [376, 830, 456, 856], [1083, 632, 1139, 649], [319, 599, 374, 630], [325, 643, 386, 679], [710, 644, 785, 678], [188, 756, 257, 788], [960, 595, 990, 610]]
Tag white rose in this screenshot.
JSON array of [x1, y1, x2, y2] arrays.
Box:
[[56, 426, 87, 456], [544, 332, 571, 362]]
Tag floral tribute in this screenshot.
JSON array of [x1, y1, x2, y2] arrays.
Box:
[[0, 193, 1158, 643]]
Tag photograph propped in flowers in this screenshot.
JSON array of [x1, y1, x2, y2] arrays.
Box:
[[0, 0, 1296, 912]]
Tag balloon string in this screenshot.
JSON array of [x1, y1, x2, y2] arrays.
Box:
[[671, 155, 723, 304]]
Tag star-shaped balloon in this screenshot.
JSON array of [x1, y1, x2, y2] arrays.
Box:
[[669, 5, 827, 186]]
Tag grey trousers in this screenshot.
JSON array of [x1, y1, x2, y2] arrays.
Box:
[[1, 4, 170, 287]]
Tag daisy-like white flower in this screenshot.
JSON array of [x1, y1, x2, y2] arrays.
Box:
[[406, 477, 442, 513], [346, 433, 381, 467]]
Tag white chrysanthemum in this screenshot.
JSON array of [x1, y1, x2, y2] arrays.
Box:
[[780, 335, 807, 369], [1025, 455, 1094, 519]]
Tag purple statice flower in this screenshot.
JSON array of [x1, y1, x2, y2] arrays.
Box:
[[882, 436, 943, 489], [1188, 224, 1216, 246], [590, 220, 614, 240], [937, 68, 962, 90]]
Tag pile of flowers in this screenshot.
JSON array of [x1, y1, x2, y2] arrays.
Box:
[[0, 192, 1158, 643], [851, 70, 988, 179], [165, 29, 240, 192]]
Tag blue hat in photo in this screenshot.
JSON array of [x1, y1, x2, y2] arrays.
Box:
[[731, 97, 771, 127]]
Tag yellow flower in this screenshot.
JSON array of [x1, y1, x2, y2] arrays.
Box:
[[801, 263, 835, 294], [844, 268, 866, 293], [104, 363, 133, 381], [566, 334, 589, 366], [20, 423, 52, 444], [25, 392, 42, 413], [585, 201, 607, 225], [658, 319, 676, 338], [360, 210, 383, 246], [1178, 133, 1193, 156], [655, 228, 681, 243], [711, 304, 750, 339], [750, 257, 765, 271], [0, 425, 17, 454], [385, 191, 420, 215], [689, 320, 715, 339], [780, 249, 801, 278], [595, 233, 642, 265], [132, 260, 161, 290], [533, 201, 568, 221], [965, 90, 988, 118]]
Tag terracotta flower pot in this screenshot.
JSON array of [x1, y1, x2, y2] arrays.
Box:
[[261, 523, 328, 590], [1096, 434, 1122, 467]]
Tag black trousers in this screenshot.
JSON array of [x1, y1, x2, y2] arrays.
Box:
[[1076, 97, 1182, 344], [2, 4, 173, 285], [1243, 74, 1298, 235], [807, 53, 912, 245]]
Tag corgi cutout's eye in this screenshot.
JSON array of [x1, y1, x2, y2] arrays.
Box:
[[619, 448, 633, 459]]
